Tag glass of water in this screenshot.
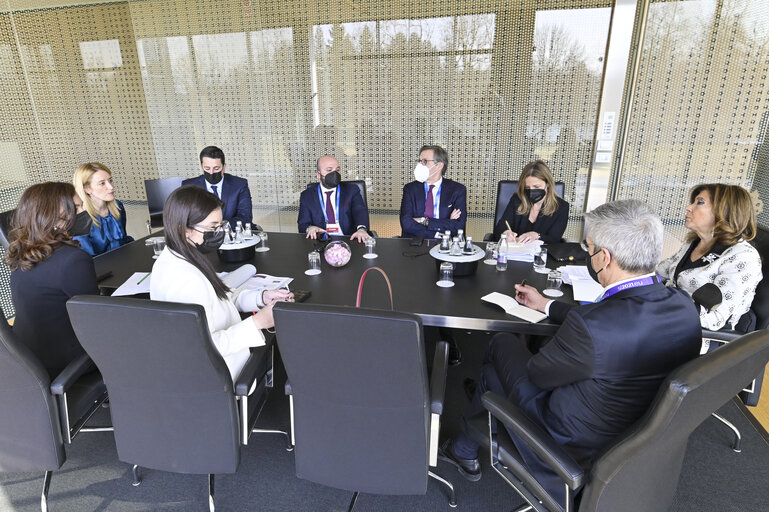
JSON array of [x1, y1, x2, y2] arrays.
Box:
[[255, 232, 270, 252], [533, 247, 548, 273], [484, 242, 497, 265], [152, 238, 165, 258], [437, 262, 454, 287], [305, 251, 321, 275], [544, 270, 563, 297], [363, 237, 377, 259]]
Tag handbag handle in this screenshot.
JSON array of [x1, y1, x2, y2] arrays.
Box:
[[355, 267, 393, 310]]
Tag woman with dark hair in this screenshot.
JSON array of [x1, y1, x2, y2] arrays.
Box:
[[493, 160, 569, 243], [656, 183, 762, 331], [5, 182, 98, 377], [72, 162, 134, 256], [150, 185, 292, 383]]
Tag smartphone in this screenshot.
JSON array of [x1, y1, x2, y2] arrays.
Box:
[[292, 289, 312, 303], [409, 237, 424, 247]]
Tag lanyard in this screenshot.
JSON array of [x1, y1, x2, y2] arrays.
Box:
[[317, 184, 341, 224], [601, 275, 660, 301], [424, 181, 442, 218]]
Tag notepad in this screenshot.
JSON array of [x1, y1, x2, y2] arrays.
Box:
[[481, 292, 548, 323]]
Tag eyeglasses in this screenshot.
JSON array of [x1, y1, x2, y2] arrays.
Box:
[[416, 159, 436, 166], [192, 221, 228, 234], [581, 239, 602, 257]]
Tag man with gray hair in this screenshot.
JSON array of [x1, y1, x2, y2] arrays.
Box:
[[439, 200, 701, 505]]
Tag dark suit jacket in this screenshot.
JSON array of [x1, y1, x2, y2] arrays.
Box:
[[520, 283, 701, 465], [10, 245, 99, 378], [182, 174, 253, 225], [297, 183, 370, 235], [493, 195, 569, 243], [400, 178, 467, 238]]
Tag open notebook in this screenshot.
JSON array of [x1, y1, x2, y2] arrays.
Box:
[[481, 292, 548, 323]]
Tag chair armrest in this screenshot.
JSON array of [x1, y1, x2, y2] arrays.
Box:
[[481, 391, 584, 489], [430, 341, 449, 415], [702, 328, 742, 343], [50, 353, 96, 395], [369, 230, 378, 238], [285, 381, 292, 395], [483, 233, 493, 242], [234, 350, 266, 397]]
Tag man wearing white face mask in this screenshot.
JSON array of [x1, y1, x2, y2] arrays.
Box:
[[399, 145, 466, 238]]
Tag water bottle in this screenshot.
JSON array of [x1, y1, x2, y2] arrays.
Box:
[[244, 222, 253, 239], [463, 236, 474, 255], [457, 229, 465, 245], [496, 238, 508, 271], [439, 232, 450, 253], [235, 222, 244, 244], [450, 237, 461, 256]]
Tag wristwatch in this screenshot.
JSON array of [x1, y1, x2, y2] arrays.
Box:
[[421, 217, 429, 227]]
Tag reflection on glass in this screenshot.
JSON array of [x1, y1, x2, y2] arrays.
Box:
[[79, 39, 122, 69]]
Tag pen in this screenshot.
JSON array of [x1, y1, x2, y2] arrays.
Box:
[[505, 220, 515, 242], [137, 272, 151, 285], [520, 279, 527, 288]]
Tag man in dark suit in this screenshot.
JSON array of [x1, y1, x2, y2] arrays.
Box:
[[400, 145, 466, 238], [297, 155, 371, 243], [182, 146, 253, 225], [439, 200, 702, 505]]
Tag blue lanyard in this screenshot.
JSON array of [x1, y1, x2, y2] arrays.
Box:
[[601, 275, 660, 301], [424, 181, 442, 218], [317, 184, 341, 224]]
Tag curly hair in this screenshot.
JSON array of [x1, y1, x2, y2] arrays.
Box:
[[685, 184, 756, 246], [5, 182, 79, 271]]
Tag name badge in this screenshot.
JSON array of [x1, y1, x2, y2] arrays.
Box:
[[325, 223, 341, 234]]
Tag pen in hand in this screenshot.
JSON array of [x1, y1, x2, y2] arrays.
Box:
[[505, 220, 516, 242]]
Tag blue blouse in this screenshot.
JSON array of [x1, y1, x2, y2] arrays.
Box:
[[74, 200, 134, 256]]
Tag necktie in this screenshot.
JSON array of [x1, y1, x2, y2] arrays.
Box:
[[211, 185, 218, 198], [425, 185, 435, 218], [325, 191, 336, 224]]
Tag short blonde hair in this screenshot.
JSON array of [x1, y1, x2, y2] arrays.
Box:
[[516, 160, 560, 217], [73, 162, 120, 227], [685, 184, 756, 246]]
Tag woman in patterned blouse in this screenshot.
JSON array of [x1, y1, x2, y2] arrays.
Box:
[[656, 184, 762, 331]]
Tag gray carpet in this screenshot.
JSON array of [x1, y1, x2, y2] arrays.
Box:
[[1, 331, 768, 511]]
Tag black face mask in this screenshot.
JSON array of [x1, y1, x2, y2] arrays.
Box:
[[525, 188, 546, 203], [321, 171, 341, 189], [587, 249, 603, 283], [69, 211, 93, 237], [192, 229, 225, 253], [204, 171, 224, 185]]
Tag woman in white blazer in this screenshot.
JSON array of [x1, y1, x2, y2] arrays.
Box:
[[150, 185, 292, 383], [656, 183, 761, 332]]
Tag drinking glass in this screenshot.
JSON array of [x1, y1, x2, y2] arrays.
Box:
[[305, 251, 321, 275], [152, 238, 165, 258], [484, 242, 497, 265], [255, 232, 270, 252], [544, 270, 563, 297], [437, 262, 454, 287], [363, 236, 377, 259], [533, 248, 548, 273]]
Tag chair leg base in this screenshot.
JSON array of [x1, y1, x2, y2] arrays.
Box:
[[131, 465, 142, 486], [347, 491, 359, 512], [428, 470, 457, 507], [251, 427, 294, 451], [41, 470, 52, 512], [208, 474, 215, 512], [711, 412, 742, 452]]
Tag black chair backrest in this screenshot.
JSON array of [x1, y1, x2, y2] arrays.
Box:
[[273, 302, 430, 495], [145, 177, 184, 228], [0, 306, 65, 473], [749, 225, 769, 329], [305, 180, 369, 210], [66, 295, 240, 475], [493, 181, 565, 228], [0, 209, 15, 250], [580, 330, 769, 512]]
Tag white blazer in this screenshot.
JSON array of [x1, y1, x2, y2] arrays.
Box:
[[656, 239, 762, 331], [150, 248, 265, 383]]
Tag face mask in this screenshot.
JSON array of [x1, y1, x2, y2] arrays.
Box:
[[321, 171, 341, 188], [204, 171, 223, 185], [587, 248, 604, 283], [525, 188, 546, 203], [192, 229, 225, 253], [69, 211, 93, 237], [414, 163, 431, 183]]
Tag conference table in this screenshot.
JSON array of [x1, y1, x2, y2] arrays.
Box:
[[94, 232, 580, 336]]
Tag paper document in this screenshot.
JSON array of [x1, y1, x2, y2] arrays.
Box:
[[220, 264, 257, 289], [570, 279, 603, 302], [481, 292, 548, 323], [112, 272, 151, 296]]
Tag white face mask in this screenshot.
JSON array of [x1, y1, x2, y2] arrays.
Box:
[[414, 162, 433, 183]]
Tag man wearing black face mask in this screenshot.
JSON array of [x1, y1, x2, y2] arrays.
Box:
[[182, 146, 253, 226], [297, 155, 371, 243]]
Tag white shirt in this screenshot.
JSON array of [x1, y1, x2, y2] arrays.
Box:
[[319, 183, 349, 235], [150, 248, 265, 383], [425, 177, 443, 218], [206, 179, 224, 198]]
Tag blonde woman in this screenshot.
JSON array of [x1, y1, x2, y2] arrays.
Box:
[[494, 160, 569, 243], [73, 162, 133, 255]]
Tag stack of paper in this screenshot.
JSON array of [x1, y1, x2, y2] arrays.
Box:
[[501, 240, 543, 262], [557, 265, 603, 302]]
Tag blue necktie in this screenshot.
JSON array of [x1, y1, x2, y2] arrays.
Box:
[[211, 185, 218, 198]]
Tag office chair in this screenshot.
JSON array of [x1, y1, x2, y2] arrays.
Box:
[[465, 329, 769, 512], [66, 295, 289, 512], [144, 177, 184, 229], [483, 181, 565, 241], [0, 209, 15, 250], [0, 305, 108, 511], [305, 180, 378, 237], [273, 302, 456, 511]]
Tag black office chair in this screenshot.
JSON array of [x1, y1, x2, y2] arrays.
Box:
[[483, 181, 565, 241], [145, 177, 184, 229], [466, 329, 769, 512], [305, 180, 377, 237], [66, 295, 288, 512], [0, 305, 108, 511], [273, 302, 456, 511], [0, 209, 15, 250]]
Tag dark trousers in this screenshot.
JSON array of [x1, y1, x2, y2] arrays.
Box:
[[452, 332, 568, 505]]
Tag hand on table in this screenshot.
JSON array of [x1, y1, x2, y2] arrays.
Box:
[[350, 228, 370, 243], [305, 226, 327, 239], [263, 289, 294, 303], [502, 230, 517, 243], [516, 231, 540, 244]]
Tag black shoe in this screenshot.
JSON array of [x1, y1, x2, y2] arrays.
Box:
[[448, 342, 463, 366], [463, 378, 477, 401], [438, 439, 481, 482]]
